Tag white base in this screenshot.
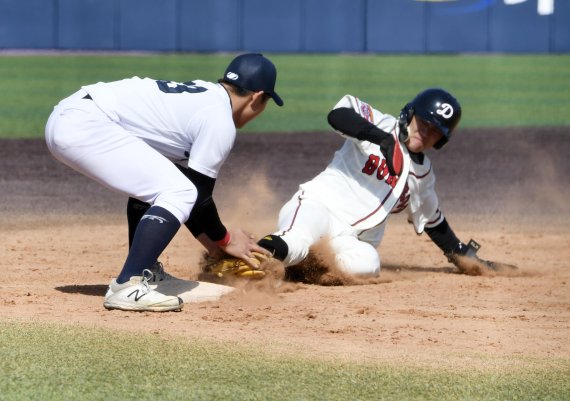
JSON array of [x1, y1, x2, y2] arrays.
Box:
[[154, 279, 234, 303]]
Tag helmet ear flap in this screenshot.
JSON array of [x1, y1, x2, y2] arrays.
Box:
[[398, 104, 413, 142], [433, 136, 448, 150]]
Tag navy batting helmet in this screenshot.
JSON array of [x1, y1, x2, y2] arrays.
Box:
[[398, 88, 461, 149]]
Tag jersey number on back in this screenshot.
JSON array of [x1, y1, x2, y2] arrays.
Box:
[[156, 80, 207, 94]]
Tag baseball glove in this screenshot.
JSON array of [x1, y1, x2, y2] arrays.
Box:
[[204, 252, 269, 279], [447, 239, 518, 276]]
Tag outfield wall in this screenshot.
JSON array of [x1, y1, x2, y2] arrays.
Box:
[[0, 0, 568, 53]]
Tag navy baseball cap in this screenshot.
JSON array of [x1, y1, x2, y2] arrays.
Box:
[[221, 53, 283, 106]]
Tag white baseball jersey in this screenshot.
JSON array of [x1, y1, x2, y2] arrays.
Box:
[[274, 95, 445, 275], [299, 94, 443, 233], [46, 77, 237, 224], [83, 77, 235, 178]]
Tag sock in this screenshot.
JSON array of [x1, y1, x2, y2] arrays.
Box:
[[126, 197, 150, 248], [117, 206, 181, 284], [257, 234, 289, 261]]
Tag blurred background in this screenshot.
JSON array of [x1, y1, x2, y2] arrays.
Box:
[[0, 0, 567, 53], [0, 0, 569, 138]]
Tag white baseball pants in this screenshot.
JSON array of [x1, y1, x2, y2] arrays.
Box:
[[275, 190, 385, 277], [45, 89, 197, 223]]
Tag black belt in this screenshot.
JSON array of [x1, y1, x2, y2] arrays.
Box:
[[83, 94, 92, 100]]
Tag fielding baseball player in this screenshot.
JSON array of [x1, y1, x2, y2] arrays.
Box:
[[208, 88, 503, 280], [45, 53, 281, 311]]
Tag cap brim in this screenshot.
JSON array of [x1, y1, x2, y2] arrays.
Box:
[[269, 92, 284, 107]]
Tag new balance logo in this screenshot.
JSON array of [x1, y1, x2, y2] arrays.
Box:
[[141, 215, 168, 224], [128, 289, 147, 302]]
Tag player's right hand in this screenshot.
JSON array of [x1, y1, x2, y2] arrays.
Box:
[[204, 252, 269, 279], [220, 228, 271, 269], [446, 239, 518, 275], [379, 134, 403, 176]]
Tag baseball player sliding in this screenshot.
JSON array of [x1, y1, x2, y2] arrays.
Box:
[[45, 53, 281, 312], [209, 88, 512, 280]]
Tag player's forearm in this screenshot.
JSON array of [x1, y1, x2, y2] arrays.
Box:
[[176, 164, 228, 243], [327, 107, 391, 144], [425, 218, 462, 255], [196, 233, 225, 258], [187, 196, 227, 242], [328, 107, 403, 176]]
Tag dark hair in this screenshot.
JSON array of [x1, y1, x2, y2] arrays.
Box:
[[219, 80, 269, 103], [219, 79, 251, 97]]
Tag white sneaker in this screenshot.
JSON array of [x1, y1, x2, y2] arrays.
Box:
[[104, 269, 183, 312]]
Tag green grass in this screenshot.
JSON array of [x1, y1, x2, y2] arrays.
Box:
[[0, 54, 569, 138], [1, 322, 568, 401]]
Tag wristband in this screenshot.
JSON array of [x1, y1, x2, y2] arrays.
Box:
[[215, 231, 231, 247]]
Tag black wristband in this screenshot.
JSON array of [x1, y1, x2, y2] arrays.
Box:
[[257, 235, 289, 261]]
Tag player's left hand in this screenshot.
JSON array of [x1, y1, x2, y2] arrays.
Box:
[[447, 239, 518, 275]]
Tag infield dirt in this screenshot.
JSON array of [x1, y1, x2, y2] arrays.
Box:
[[1, 128, 569, 368]]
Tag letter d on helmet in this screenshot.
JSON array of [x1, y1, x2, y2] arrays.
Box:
[[399, 88, 462, 149]]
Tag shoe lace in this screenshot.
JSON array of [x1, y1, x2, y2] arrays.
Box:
[[140, 269, 154, 293]]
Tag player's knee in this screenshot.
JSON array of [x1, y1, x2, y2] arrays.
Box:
[[46, 112, 76, 152], [329, 237, 380, 277], [335, 249, 380, 277], [153, 185, 197, 224]]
